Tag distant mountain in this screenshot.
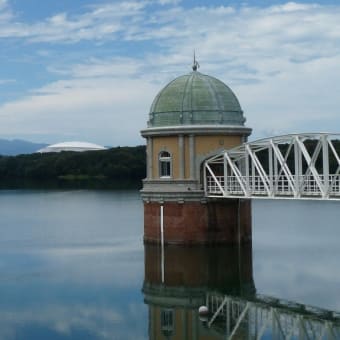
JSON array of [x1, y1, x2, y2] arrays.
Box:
[[0, 139, 48, 156]]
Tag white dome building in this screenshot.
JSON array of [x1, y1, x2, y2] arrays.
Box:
[[37, 141, 107, 153]]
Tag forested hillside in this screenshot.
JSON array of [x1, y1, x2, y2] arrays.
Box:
[[0, 146, 146, 181]]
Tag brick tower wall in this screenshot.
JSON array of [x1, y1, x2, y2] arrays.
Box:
[[144, 199, 252, 245]]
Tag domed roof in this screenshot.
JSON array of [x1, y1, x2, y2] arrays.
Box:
[[148, 70, 246, 127], [37, 141, 107, 153]]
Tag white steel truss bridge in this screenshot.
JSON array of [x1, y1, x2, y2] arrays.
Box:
[[204, 133, 340, 200], [206, 292, 340, 339]]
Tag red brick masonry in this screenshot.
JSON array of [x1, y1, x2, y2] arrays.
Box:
[[144, 199, 252, 245]]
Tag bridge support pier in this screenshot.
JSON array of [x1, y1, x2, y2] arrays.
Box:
[[143, 198, 252, 245]]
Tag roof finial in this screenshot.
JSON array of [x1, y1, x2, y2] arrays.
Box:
[[192, 50, 200, 71]]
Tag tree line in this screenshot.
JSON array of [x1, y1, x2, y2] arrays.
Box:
[[2, 139, 338, 185], [0, 146, 146, 182]]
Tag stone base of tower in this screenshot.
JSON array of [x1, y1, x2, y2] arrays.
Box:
[[144, 198, 252, 245]]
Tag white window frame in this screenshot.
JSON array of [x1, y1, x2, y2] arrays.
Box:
[[159, 151, 172, 178]]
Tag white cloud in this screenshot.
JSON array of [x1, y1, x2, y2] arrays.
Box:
[[0, 0, 7, 10], [1, 2, 340, 144], [0, 59, 159, 145], [157, 0, 181, 5], [0, 303, 146, 339], [0, 78, 15, 85], [268, 1, 319, 13], [65, 57, 145, 78], [0, 1, 149, 42]]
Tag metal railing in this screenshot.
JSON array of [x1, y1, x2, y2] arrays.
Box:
[[206, 174, 340, 197]]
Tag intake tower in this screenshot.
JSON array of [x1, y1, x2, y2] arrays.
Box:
[[141, 62, 252, 244]]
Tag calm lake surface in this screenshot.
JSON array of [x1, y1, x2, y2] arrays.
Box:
[[0, 189, 339, 339]]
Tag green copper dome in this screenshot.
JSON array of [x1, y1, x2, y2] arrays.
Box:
[[148, 71, 246, 127]]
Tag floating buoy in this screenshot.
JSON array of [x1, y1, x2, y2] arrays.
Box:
[[198, 305, 209, 316]]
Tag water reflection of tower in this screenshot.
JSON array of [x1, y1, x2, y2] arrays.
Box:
[[142, 244, 255, 339]]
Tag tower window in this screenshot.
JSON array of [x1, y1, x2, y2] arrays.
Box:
[[161, 309, 174, 336], [159, 151, 172, 178]]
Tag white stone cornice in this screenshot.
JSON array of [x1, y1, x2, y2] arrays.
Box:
[[141, 125, 252, 137]]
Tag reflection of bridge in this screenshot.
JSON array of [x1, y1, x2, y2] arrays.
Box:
[[204, 133, 340, 200], [207, 292, 340, 339]]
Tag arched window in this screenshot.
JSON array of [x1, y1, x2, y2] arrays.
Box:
[[159, 151, 172, 178]]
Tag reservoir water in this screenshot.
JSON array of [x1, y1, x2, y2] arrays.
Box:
[[0, 189, 339, 339]]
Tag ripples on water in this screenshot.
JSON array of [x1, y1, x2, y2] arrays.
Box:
[[0, 189, 339, 339]]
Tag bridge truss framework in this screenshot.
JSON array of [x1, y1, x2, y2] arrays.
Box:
[[204, 133, 340, 200], [206, 292, 340, 339]]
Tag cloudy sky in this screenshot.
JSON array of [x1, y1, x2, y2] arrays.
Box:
[[0, 0, 340, 146]]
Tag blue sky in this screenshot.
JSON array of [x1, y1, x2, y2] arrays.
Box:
[[1, 0, 340, 146]]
